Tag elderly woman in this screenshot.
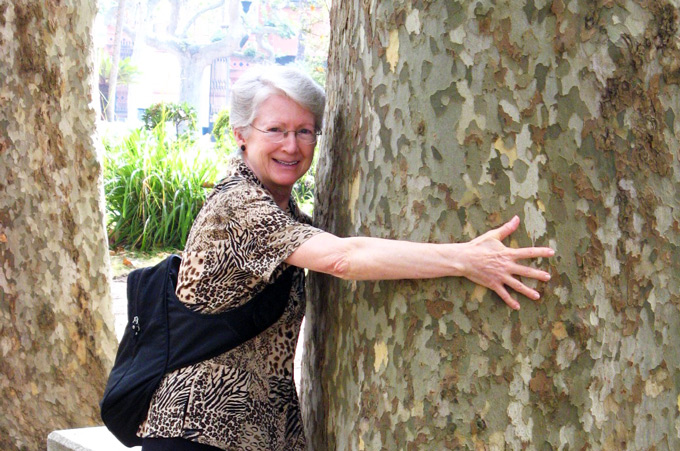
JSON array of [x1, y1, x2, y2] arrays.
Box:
[[137, 65, 554, 450]]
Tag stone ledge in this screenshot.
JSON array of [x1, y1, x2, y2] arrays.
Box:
[[47, 427, 140, 451]]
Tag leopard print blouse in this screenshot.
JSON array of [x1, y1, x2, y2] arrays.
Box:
[[138, 158, 323, 450]]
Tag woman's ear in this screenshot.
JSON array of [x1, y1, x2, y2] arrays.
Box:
[[233, 127, 246, 146]]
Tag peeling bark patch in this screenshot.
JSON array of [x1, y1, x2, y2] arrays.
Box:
[[429, 82, 462, 118], [425, 298, 453, 320], [37, 302, 56, 333], [373, 341, 388, 372], [386, 29, 399, 72], [0, 3, 7, 30], [551, 321, 568, 340], [529, 369, 553, 398], [14, 3, 46, 75]]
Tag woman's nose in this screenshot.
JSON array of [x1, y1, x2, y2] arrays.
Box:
[[280, 131, 298, 150]]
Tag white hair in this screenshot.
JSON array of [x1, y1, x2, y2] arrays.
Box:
[[229, 65, 326, 137]]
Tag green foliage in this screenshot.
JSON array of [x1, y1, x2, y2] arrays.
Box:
[[212, 109, 238, 153], [99, 52, 142, 86], [292, 150, 319, 215], [243, 45, 257, 57], [141, 102, 197, 137], [98, 52, 143, 120], [293, 170, 315, 215], [103, 120, 222, 251], [261, 18, 295, 39]]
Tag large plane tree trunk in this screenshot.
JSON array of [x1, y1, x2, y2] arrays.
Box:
[[0, 1, 117, 449], [303, 0, 680, 449]]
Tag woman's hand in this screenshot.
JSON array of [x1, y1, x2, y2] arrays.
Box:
[[460, 215, 554, 310]]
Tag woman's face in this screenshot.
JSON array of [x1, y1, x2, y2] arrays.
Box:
[[236, 94, 316, 200]]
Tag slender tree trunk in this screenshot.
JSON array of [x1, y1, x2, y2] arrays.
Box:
[[106, 0, 126, 121], [0, 1, 117, 449], [295, 0, 309, 62], [303, 1, 680, 449], [180, 55, 205, 109]]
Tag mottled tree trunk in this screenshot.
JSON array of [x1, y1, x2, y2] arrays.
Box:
[[303, 0, 680, 449], [0, 1, 117, 449]]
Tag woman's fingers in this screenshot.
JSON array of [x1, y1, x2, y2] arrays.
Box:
[[495, 285, 520, 310], [510, 263, 551, 282], [488, 215, 520, 241], [511, 246, 555, 260], [493, 260, 552, 311], [504, 274, 541, 301], [490, 275, 540, 311]]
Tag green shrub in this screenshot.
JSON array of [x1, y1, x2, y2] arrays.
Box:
[[212, 109, 238, 153], [103, 120, 220, 251], [141, 102, 197, 138], [293, 171, 315, 215]]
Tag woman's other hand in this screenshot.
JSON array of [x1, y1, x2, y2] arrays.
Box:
[[460, 215, 554, 310]]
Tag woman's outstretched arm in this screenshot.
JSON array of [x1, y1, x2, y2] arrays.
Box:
[[285, 215, 554, 310]]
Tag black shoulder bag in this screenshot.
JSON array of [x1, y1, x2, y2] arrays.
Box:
[[100, 255, 294, 447]]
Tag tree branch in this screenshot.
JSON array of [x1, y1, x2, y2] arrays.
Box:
[[189, 36, 241, 64], [145, 33, 185, 55], [167, 0, 180, 35], [145, 30, 242, 65], [180, 0, 226, 38], [252, 26, 280, 61]]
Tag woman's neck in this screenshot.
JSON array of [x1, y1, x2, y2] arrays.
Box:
[[240, 157, 292, 211], [271, 190, 291, 211]]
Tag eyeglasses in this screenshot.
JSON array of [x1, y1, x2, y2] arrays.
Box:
[[249, 124, 321, 145]]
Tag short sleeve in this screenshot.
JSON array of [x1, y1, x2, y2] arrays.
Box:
[[175, 176, 322, 313]]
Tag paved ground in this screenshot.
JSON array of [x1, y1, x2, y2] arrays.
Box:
[[109, 277, 305, 392]]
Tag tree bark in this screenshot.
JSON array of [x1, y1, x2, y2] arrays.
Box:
[[303, 1, 680, 449], [0, 1, 117, 449]]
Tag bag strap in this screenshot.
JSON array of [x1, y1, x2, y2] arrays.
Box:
[[129, 255, 296, 374]]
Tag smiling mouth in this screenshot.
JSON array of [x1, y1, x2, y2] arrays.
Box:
[[274, 159, 299, 166]]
